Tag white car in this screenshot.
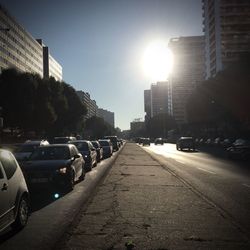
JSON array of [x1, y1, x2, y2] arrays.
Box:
[[0, 149, 30, 233]]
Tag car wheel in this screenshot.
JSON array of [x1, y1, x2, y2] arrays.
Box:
[[66, 170, 75, 191], [12, 195, 29, 231]]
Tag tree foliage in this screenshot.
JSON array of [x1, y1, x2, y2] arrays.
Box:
[[84, 116, 116, 139], [0, 69, 87, 137], [186, 53, 250, 136], [146, 113, 177, 138]]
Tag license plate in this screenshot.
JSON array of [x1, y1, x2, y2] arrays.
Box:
[[30, 178, 49, 183]]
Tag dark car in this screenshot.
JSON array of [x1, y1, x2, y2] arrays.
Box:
[[99, 139, 113, 158], [21, 144, 85, 191], [104, 136, 119, 151], [227, 139, 250, 161], [142, 138, 150, 146], [91, 140, 103, 162], [0, 149, 30, 232], [50, 136, 76, 144], [13, 140, 49, 162], [176, 137, 195, 151], [71, 140, 97, 171], [154, 138, 164, 145]]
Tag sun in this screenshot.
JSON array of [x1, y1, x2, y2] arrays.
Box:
[[143, 41, 173, 82]]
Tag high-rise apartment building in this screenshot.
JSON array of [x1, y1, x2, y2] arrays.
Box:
[[76, 91, 98, 120], [202, 0, 250, 79], [168, 36, 205, 124], [144, 81, 169, 120], [37, 39, 62, 81], [0, 5, 62, 80], [97, 108, 115, 128]]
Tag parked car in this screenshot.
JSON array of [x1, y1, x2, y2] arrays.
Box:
[[221, 138, 233, 148], [14, 140, 49, 162], [71, 140, 97, 171], [91, 140, 103, 162], [154, 138, 164, 145], [99, 139, 113, 158], [104, 136, 119, 151], [50, 136, 76, 144], [142, 138, 150, 146], [176, 137, 195, 151], [21, 144, 85, 191], [0, 149, 30, 233], [227, 139, 250, 161]]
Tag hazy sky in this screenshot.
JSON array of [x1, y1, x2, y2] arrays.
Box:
[[1, 0, 203, 130]]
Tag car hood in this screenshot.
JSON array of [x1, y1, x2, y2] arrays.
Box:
[[22, 159, 71, 171]]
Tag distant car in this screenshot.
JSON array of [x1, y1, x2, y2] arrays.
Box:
[[71, 140, 97, 171], [0, 149, 30, 233], [142, 138, 150, 146], [91, 140, 103, 162], [154, 138, 164, 145], [104, 136, 119, 151], [99, 139, 113, 158], [50, 136, 76, 144], [14, 140, 49, 162], [176, 137, 195, 151], [227, 139, 250, 161], [22, 144, 85, 191]]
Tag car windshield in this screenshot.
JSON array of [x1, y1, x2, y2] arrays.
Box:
[[29, 146, 70, 160], [15, 144, 38, 153], [99, 141, 109, 146], [91, 142, 99, 148], [72, 142, 89, 151]]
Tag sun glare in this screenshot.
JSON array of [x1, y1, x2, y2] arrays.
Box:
[[143, 41, 173, 82]]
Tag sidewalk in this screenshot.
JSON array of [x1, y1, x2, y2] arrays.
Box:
[[57, 142, 250, 250]]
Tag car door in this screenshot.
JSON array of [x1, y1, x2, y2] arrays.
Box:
[[0, 162, 11, 231], [70, 146, 82, 179]]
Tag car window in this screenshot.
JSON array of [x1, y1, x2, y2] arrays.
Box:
[[15, 144, 38, 153], [0, 151, 17, 180], [0, 164, 4, 179], [30, 147, 70, 160], [73, 142, 88, 151], [70, 145, 79, 157]]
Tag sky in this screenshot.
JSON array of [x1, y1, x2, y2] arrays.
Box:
[[1, 0, 203, 130]]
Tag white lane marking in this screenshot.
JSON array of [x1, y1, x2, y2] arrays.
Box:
[[243, 184, 250, 188], [197, 167, 216, 175]]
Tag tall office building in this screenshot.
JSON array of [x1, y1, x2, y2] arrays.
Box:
[[76, 91, 98, 120], [0, 5, 62, 80], [144, 89, 151, 122], [202, 0, 250, 79], [37, 39, 62, 81], [97, 108, 115, 128], [168, 36, 205, 125], [144, 81, 169, 120]]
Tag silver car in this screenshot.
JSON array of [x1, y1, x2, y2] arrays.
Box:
[[0, 149, 30, 233]]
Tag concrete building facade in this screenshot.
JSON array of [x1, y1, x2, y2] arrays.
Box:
[[97, 108, 115, 128], [76, 91, 98, 120], [202, 0, 250, 79], [144, 81, 169, 121], [168, 36, 205, 125], [0, 5, 62, 80]]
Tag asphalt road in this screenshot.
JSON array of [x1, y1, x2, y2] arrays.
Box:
[[56, 142, 250, 250], [144, 143, 250, 238], [0, 150, 121, 250]]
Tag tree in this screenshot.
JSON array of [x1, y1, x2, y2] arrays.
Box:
[[146, 113, 177, 138], [84, 116, 116, 139]]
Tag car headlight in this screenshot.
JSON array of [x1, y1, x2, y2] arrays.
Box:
[[57, 167, 67, 174]]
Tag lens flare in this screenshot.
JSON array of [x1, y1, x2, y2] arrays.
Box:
[[143, 41, 173, 82]]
